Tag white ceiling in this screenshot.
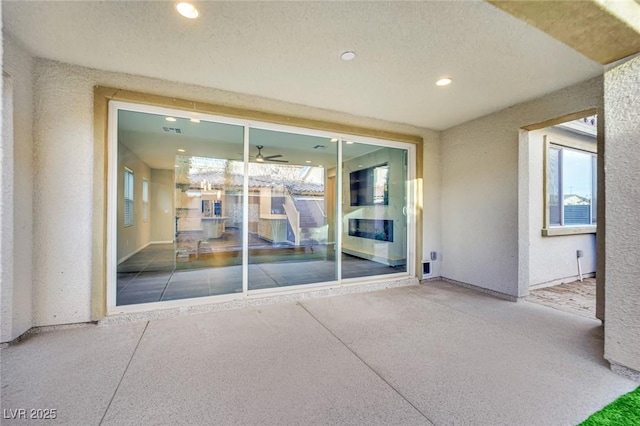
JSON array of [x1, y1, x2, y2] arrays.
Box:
[[4, 1, 603, 130]]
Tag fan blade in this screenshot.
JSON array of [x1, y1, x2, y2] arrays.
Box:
[[267, 159, 289, 163], [264, 154, 283, 160]]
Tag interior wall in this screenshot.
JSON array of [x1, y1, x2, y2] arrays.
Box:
[[117, 143, 151, 262], [441, 76, 603, 297], [150, 168, 174, 243], [526, 127, 597, 288], [342, 147, 406, 265], [604, 54, 640, 375], [1, 34, 34, 342], [31, 58, 438, 326]]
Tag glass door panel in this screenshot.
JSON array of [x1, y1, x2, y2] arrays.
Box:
[[114, 106, 413, 307], [341, 141, 407, 279], [116, 109, 244, 305], [247, 128, 337, 289]]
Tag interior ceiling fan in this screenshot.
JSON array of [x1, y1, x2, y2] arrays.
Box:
[[254, 145, 289, 163]]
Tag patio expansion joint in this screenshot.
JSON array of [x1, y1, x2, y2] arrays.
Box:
[[297, 302, 436, 426], [98, 321, 150, 426]]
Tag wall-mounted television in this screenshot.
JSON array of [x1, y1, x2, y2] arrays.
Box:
[[350, 163, 389, 206]]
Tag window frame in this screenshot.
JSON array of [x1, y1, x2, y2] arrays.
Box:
[[542, 135, 597, 236], [124, 168, 134, 227]]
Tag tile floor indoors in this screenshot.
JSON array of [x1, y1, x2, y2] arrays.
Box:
[[117, 243, 406, 305], [1, 281, 636, 425]]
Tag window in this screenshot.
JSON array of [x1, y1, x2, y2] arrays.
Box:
[[124, 168, 134, 227], [142, 179, 149, 223], [547, 145, 596, 228]]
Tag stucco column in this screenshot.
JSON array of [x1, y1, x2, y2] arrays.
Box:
[[603, 54, 640, 380]]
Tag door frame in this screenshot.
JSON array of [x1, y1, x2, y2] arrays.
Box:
[[95, 87, 423, 319]]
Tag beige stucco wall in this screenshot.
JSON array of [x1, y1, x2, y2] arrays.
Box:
[[117, 143, 151, 262], [150, 169, 174, 243], [604, 54, 640, 374], [30, 58, 439, 327], [1, 34, 34, 342], [422, 135, 441, 278], [441, 76, 603, 297], [525, 127, 597, 288]]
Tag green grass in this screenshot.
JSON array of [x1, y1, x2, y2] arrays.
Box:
[[579, 386, 640, 425]]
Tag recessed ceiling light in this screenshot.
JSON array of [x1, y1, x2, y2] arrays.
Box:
[[340, 51, 356, 61], [330, 138, 338, 143], [176, 2, 199, 19], [346, 141, 354, 145], [190, 118, 200, 123], [165, 117, 177, 122], [318, 165, 323, 167], [177, 149, 186, 153], [436, 77, 453, 87], [174, 165, 180, 168], [305, 160, 311, 163], [358, 165, 364, 168]]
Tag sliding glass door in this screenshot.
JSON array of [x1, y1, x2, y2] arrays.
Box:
[[247, 128, 338, 290], [341, 141, 408, 279], [111, 103, 413, 307], [115, 110, 244, 305]]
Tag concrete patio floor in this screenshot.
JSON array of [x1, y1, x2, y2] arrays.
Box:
[[1, 281, 636, 425]]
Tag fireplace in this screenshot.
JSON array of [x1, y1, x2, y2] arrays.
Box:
[[348, 219, 393, 242]]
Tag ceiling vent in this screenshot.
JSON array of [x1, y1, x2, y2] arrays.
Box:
[[162, 126, 182, 134]]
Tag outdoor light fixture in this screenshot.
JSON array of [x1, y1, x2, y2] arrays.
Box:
[[436, 77, 453, 86], [165, 117, 177, 122], [176, 2, 199, 19], [340, 51, 356, 61], [190, 118, 200, 123]]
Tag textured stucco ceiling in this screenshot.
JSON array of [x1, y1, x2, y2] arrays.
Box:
[[4, 1, 603, 130]]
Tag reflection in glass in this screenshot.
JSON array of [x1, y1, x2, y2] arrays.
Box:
[[342, 143, 407, 279], [562, 149, 593, 225], [548, 147, 561, 225], [247, 128, 337, 289], [116, 110, 244, 305], [350, 164, 389, 206], [591, 156, 597, 224], [115, 109, 413, 306]]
